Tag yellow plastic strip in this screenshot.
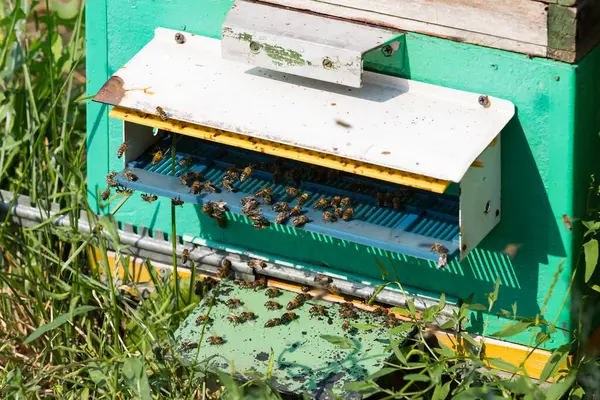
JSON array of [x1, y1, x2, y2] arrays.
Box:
[[109, 107, 450, 193]]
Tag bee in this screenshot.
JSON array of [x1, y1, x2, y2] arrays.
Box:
[[187, 180, 200, 195], [206, 336, 225, 345], [262, 195, 273, 205], [240, 166, 253, 182], [265, 318, 282, 328], [240, 312, 256, 321], [296, 293, 312, 302], [221, 177, 236, 192], [203, 181, 218, 192], [289, 205, 302, 217], [313, 198, 329, 210], [213, 201, 228, 212], [342, 207, 354, 221], [123, 170, 137, 181], [172, 198, 184, 206], [330, 196, 342, 208], [314, 274, 333, 286], [227, 314, 244, 324], [220, 258, 232, 269], [384, 192, 394, 207], [372, 307, 389, 317], [265, 301, 281, 310], [340, 302, 354, 309], [437, 253, 448, 269], [225, 167, 240, 181], [141, 193, 158, 203], [252, 216, 271, 230], [248, 259, 267, 269], [292, 215, 309, 227], [178, 156, 193, 168], [241, 195, 259, 207], [182, 249, 190, 264], [216, 260, 231, 279], [252, 276, 268, 291], [285, 187, 299, 197], [340, 308, 358, 319], [275, 211, 289, 225], [309, 305, 327, 317], [301, 285, 311, 293], [202, 202, 214, 216], [384, 317, 400, 328], [334, 207, 344, 219], [327, 284, 341, 296], [342, 321, 351, 331], [265, 288, 281, 298], [151, 150, 164, 166], [155, 106, 168, 121], [295, 193, 308, 206], [392, 196, 402, 211], [225, 298, 242, 309], [195, 314, 211, 325], [255, 187, 273, 198], [101, 188, 111, 201], [430, 243, 449, 255], [376, 192, 385, 207], [286, 298, 303, 311], [106, 172, 119, 187], [117, 142, 128, 159], [272, 202, 289, 212], [180, 340, 198, 350], [562, 215, 573, 232], [281, 312, 297, 323], [179, 175, 189, 186], [116, 187, 134, 195], [340, 197, 352, 207], [322, 211, 336, 222]]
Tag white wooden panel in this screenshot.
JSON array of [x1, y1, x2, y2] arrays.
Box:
[[459, 138, 501, 260], [94, 29, 515, 183], [261, 0, 548, 57]]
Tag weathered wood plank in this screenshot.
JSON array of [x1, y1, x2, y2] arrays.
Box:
[[315, 0, 548, 45], [261, 0, 548, 57], [548, 0, 600, 62]]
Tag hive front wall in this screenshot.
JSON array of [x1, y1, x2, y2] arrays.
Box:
[[86, 0, 600, 349]]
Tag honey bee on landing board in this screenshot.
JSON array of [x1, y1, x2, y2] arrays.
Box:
[[264, 318, 282, 328], [264, 301, 281, 310], [203, 181, 218, 193], [330, 196, 342, 208], [342, 207, 354, 221], [275, 211, 289, 225], [289, 205, 302, 217], [191, 180, 201, 195], [206, 336, 224, 345], [106, 172, 118, 187], [297, 193, 309, 206], [255, 187, 273, 198], [123, 170, 137, 181], [151, 150, 164, 166], [178, 156, 193, 168], [182, 249, 190, 264], [240, 165, 253, 182], [240, 312, 256, 321], [340, 197, 352, 207], [265, 288, 281, 298], [247, 259, 267, 269], [222, 177, 236, 192], [225, 298, 242, 309], [172, 198, 184, 206], [313, 198, 329, 210], [322, 211, 336, 223], [281, 312, 297, 323], [334, 207, 344, 219], [292, 215, 309, 227], [285, 187, 299, 197], [430, 243, 449, 255], [272, 202, 289, 212]]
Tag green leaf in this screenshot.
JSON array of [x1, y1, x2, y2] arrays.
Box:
[[391, 307, 409, 315], [440, 320, 455, 330], [407, 298, 416, 316], [389, 332, 407, 366], [367, 368, 397, 381], [545, 370, 577, 400], [488, 276, 501, 309], [584, 239, 598, 283], [487, 357, 520, 373], [23, 305, 97, 344], [403, 373, 430, 382], [468, 303, 487, 311], [342, 381, 379, 395], [351, 322, 378, 331], [432, 381, 452, 400], [536, 332, 550, 346], [375, 258, 389, 279], [87, 361, 109, 386], [539, 344, 570, 382], [438, 293, 446, 312], [490, 321, 532, 338], [98, 214, 120, 245], [121, 357, 152, 400], [367, 283, 389, 306], [582, 221, 600, 237], [423, 305, 439, 323], [591, 284, 600, 293], [460, 332, 479, 349], [435, 341, 455, 358], [390, 322, 413, 335], [570, 385, 585, 400], [320, 335, 357, 349], [453, 387, 489, 400]]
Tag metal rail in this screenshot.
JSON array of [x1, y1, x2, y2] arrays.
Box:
[[0, 189, 457, 321]]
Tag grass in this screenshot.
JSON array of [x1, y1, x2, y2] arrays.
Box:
[[1, 3, 600, 399]]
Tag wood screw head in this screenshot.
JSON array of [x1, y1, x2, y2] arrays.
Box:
[[174, 32, 186, 44]]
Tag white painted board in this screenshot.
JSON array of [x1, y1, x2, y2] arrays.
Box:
[[94, 28, 515, 183]]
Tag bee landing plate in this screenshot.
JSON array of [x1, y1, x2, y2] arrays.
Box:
[[94, 27, 512, 263]]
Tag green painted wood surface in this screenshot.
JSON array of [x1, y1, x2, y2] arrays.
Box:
[[175, 281, 409, 398], [86, 0, 600, 349]]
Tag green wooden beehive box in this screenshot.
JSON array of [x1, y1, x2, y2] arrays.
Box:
[[86, 0, 600, 382]]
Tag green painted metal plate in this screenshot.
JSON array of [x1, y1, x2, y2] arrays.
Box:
[[175, 281, 412, 398]]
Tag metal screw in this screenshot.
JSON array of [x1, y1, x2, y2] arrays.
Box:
[[478, 95, 490, 107], [322, 57, 334, 69], [249, 41, 261, 53], [174, 32, 186, 44], [381, 45, 394, 57]]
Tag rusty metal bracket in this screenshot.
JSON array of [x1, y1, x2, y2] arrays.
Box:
[[222, 0, 403, 87]]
